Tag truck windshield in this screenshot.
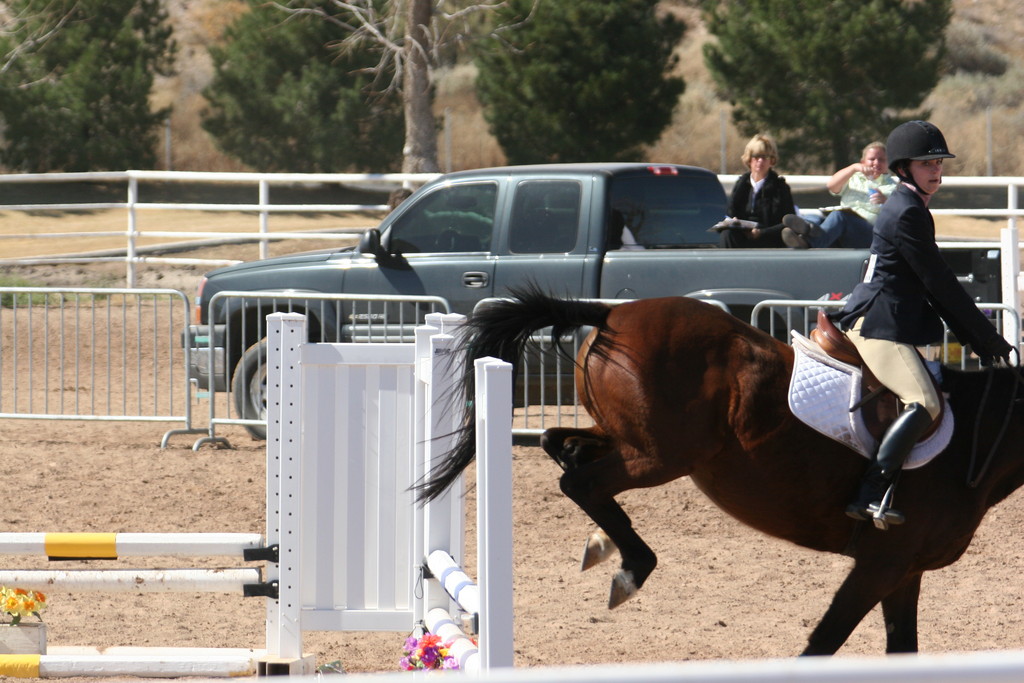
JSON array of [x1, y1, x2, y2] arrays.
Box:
[[608, 172, 726, 248]]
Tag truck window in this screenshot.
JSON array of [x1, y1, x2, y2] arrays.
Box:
[[609, 173, 725, 248], [509, 180, 581, 254], [389, 182, 497, 254]]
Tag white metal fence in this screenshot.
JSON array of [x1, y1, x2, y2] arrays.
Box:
[[778, 174, 1023, 230], [0, 171, 1021, 288], [0, 170, 438, 287]]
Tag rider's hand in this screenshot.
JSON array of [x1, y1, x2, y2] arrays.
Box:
[[981, 335, 1016, 367]]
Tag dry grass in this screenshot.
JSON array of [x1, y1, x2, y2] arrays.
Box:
[[153, 0, 1024, 176], [0, 209, 381, 260], [0, 206, 1000, 269]]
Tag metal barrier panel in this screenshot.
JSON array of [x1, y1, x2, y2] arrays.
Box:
[[0, 287, 195, 445], [750, 299, 1022, 370], [195, 292, 450, 449], [197, 295, 731, 444]]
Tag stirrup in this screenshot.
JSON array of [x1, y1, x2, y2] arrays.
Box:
[[867, 503, 905, 530], [867, 485, 905, 530]]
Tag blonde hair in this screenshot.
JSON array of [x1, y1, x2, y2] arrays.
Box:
[[861, 141, 886, 160], [741, 134, 778, 166]]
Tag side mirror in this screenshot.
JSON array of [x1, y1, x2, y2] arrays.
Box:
[[357, 228, 384, 258]]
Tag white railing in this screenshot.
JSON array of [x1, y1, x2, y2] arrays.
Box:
[[0, 171, 1021, 289], [778, 175, 1019, 228], [0, 170, 440, 287], [724, 174, 1024, 231], [331, 649, 1024, 683]]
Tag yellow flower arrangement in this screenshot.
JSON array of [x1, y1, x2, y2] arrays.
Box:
[[0, 587, 47, 626]]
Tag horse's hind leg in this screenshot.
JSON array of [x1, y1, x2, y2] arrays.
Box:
[[543, 428, 622, 569], [542, 428, 621, 568], [565, 489, 657, 609], [542, 428, 657, 609], [542, 427, 606, 472]]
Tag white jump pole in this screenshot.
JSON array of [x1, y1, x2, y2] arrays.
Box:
[[0, 533, 263, 558], [425, 608, 480, 673], [0, 650, 260, 678], [0, 568, 261, 593]]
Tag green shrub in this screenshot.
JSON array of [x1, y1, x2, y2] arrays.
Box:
[[0, 276, 54, 307]]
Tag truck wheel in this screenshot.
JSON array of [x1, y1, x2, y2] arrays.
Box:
[[232, 340, 268, 440]]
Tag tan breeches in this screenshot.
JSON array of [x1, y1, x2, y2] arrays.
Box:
[[847, 319, 942, 420]]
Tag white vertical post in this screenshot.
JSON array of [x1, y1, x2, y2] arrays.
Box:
[[126, 176, 139, 288], [425, 312, 469, 336], [475, 357, 515, 669], [426, 312, 469, 562], [420, 331, 464, 616], [412, 321, 437, 627], [719, 108, 728, 175], [1002, 183, 1021, 349], [265, 313, 307, 658], [1001, 225, 1021, 349], [259, 180, 270, 260]]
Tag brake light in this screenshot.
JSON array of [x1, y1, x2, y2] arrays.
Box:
[[647, 166, 679, 176], [194, 277, 207, 325]]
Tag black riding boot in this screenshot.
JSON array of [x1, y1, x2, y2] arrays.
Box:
[[845, 402, 933, 527]]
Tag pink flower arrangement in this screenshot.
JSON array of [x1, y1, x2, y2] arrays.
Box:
[[400, 632, 460, 671]]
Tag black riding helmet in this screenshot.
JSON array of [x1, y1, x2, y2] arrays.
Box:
[[886, 121, 955, 190]]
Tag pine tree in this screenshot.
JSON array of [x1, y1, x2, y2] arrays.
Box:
[[201, 1, 404, 173], [0, 0, 176, 172], [474, 0, 685, 164], [703, 0, 952, 170]]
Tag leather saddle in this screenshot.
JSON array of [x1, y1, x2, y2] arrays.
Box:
[[809, 309, 942, 441]]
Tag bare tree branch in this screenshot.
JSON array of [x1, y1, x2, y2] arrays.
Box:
[[270, 0, 537, 171], [0, 0, 78, 76]]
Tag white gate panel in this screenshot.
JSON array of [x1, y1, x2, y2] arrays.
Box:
[[297, 342, 418, 632]]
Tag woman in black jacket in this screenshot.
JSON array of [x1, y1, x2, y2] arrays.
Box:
[[719, 134, 795, 248], [836, 121, 1014, 527]]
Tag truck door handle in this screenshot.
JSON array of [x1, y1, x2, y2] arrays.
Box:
[[463, 272, 489, 288]]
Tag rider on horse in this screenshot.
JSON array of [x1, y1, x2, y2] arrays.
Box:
[[834, 120, 1015, 526]]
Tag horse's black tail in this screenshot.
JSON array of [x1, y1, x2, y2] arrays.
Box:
[[414, 284, 614, 503]]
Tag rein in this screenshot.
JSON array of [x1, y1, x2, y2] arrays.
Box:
[[966, 365, 1023, 488]]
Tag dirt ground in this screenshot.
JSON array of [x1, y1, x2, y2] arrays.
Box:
[[1, 225, 1023, 680], [4, 404, 1024, 680]]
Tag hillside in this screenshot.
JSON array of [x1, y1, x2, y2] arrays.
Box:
[[157, 0, 1024, 175]]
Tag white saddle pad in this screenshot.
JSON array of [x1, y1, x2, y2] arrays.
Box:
[[788, 332, 953, 469]]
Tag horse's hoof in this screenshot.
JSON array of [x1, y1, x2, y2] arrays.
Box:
[[608, 570, 637, 609], [581, 530, 617, 571]]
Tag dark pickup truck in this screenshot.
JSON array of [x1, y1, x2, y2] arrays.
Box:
[[186, 162, 1001, 434]]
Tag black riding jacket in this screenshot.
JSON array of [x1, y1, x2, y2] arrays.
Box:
[[835, 183, 1005, 362]]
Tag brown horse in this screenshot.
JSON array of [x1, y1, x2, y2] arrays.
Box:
[[417, 287, 1024, 656]]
